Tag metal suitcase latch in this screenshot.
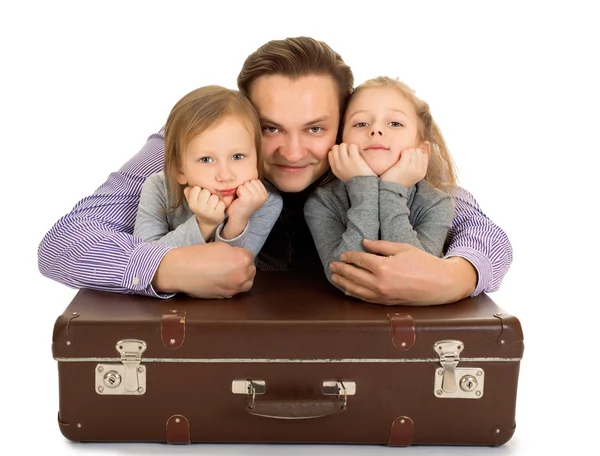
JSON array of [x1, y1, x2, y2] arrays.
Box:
[[95, 339, 147, 395], [434, 340, 484, 399]]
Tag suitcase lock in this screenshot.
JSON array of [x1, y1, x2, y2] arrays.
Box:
[[433, 340, 484, 399], [95, 339, 147, 395]]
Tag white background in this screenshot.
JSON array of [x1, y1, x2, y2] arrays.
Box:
[[2, 0, 598, 454]]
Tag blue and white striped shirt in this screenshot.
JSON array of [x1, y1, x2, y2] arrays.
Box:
[[37, 128, 512, 298]]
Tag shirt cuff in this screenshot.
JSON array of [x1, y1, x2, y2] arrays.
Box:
[[215, 221, 249, 244], [123, 242, 176, 299], [444, 246, 492, 297]]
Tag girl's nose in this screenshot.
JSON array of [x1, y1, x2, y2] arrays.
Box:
[[217, 167, 234, 182]]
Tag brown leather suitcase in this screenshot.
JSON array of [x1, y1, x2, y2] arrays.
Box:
[[52, 271, 524, 447]]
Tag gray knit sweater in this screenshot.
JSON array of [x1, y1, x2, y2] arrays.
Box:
[[133, 171, 283, 258], [304, 176, 454, 291]]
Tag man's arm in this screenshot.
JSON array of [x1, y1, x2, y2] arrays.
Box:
[[304, 177, 379, 290], [443, 185, 513, 295], [38, 129, 173, 297], [329, 184, 512, 305], [38, 128, 255, 298]]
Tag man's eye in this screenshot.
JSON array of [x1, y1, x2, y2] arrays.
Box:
[[262, 126, 279, 134], [309, 126, 323, 133], [388, 121, 403, 127], [232, 153, 245, 160], [353, 122, 368, 128], [199, 157, 213, 163]]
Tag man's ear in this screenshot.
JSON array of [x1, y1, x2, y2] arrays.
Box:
[[419, 140, 431, 155]]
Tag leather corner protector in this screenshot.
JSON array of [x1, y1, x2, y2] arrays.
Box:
[[493, 312, 524, 349], [162, 311, 186, 348], [387, 313, 415, 351], [492, 423, 516, 446], [65, 312, 80, 336], [388, 416, 414, 446], [166, 414, 190, 444], [57, 412, 82, 442]]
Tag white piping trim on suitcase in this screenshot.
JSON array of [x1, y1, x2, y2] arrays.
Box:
[[54, 356, 522, 363]]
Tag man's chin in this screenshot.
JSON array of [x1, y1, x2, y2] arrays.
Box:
[[266, 173, 311, 193], [265, 166, 327, 193]]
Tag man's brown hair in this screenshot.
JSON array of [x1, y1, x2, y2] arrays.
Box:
[[237, 36, 354, 121]]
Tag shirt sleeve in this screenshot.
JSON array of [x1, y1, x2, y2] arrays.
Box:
[[444, 185, 514, 296], [379, 180, 454, 257], [37, 128, 176, 298], [304, 176, 380, 290]]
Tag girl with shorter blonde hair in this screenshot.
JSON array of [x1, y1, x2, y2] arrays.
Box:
[[133, 85, 282, 258], [305, 76, 458, 292]]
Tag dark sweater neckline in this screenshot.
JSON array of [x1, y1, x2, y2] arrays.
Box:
[[266, 170, 334, 211]]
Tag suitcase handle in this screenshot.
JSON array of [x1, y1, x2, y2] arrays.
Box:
[[246, 397, 347, 419]]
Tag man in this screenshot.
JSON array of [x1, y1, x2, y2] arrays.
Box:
[[37, 37, 512, 306]]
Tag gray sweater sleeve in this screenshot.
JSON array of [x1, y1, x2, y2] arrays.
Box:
[[133, 173, 205, 247], [214, 189, 283, 257], [304, 176, 380, 289], [379, 180, 454, 257]]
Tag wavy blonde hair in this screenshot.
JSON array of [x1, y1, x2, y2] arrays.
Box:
[[345, 76, 459, 192], [164, 85, 262, 210]]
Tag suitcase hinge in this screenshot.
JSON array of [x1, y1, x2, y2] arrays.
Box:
[[95, 339, 147, 396], [434, 340, 484, 399]]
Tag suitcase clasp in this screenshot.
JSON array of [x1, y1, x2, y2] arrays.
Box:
[[95, 339, 147, 395], [434, 340, 484, 399]]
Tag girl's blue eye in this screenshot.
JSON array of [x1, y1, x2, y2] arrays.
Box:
[[199, 157, 213, 163], [232, 154, 244, 160]]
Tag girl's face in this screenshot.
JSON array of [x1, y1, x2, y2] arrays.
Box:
[[342, 86, 422, 176], [176, 115, 259, 208]]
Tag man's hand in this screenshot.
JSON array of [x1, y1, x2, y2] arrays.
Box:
[[380, 146, 429, 187], [222, 179, 268, 239], [152, 242, 255, 299], [328, 143, 376, 183], [329, 239, 477, 306], [184, 186, 226, 240]]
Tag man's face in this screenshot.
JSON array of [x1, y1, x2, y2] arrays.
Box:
[[249, 75, 339, 193], [176, 116, 259, 209], [342, 86, 420, 176]]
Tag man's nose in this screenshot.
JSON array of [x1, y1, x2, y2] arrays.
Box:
[[280, 135, 306, 163]]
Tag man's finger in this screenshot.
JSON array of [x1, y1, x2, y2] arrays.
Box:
[[362, 239, 411, 257], [331, 260, 378, 287], [345, 290, 387, 305], [331, 273, 378, 301], [339, 249, 385, 273]]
